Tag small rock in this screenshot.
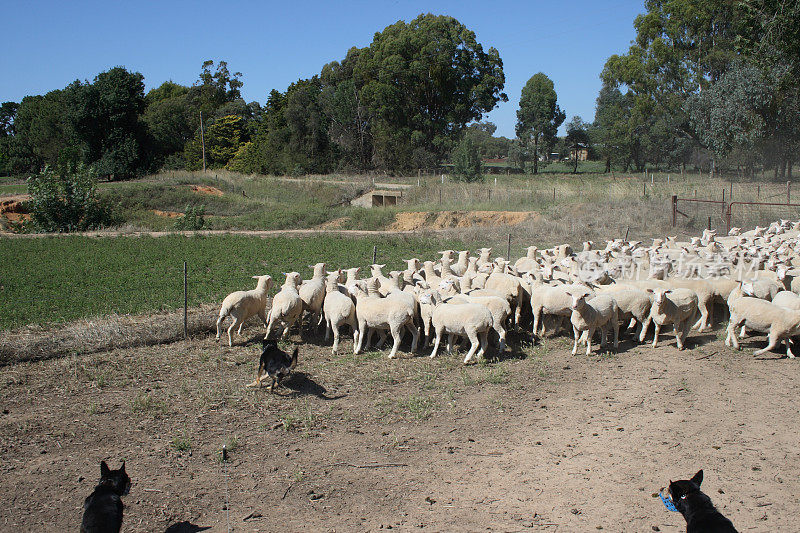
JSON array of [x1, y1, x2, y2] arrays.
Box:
[[425, 496, 436, 505], [2, 409, 8, 415], [77, 476, 84, 482], [718, 489, 725, 494], [652, 526, 660, 532], [571, 508, 581, 515], [592, 433, 599, 436], [664, 409, 673, 413], [752, 466, 761, 471], [563, 366, 571, 370], [468, 438, 475, 442], [617, 428, 624, 431]]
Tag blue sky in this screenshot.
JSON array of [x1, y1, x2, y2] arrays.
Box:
[[2, 0, 644, 137]]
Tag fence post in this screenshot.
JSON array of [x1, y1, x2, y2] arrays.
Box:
[[372, 245, 377, 264], [707, 216, 711, 231], [722, 189, 725, 203], [553, 187, 556, 202], [788, 181, 791, 204], [183, 261, 188, 339], [671, 195, 677, 227], [729, 181, 733, 201], [725, 208, 732, 235], [506, 234, 511, 261], [757, 184, 760, 199]]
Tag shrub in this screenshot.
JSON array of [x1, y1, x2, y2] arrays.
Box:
[[452, 136, 484, 182], [174, 204, 206, 230], [27, 164, 114, 232]]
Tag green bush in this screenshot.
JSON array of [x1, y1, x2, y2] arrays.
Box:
[[452, 136, 484, 182], [174, 204, 206, 230], [27, 164, 115, 232]]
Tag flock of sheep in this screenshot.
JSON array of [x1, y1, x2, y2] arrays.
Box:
[[215, 218, 800, 367]]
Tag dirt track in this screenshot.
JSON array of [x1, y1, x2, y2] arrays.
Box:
[[1, 323, 797, 532]]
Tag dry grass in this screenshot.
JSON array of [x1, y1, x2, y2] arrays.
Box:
[[0, 304, 217, 366]]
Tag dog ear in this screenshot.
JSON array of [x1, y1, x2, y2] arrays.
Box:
[[120, 461, 126, 473], [691, 470, 703, 486], [101, 461, 110, 476]]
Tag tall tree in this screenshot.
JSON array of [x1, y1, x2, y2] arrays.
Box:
[[354, 13, 507, 170], [593, 84, 632, 172], [515, 73, 565, 174], [565, 116, 590, 174], [66, 67, 149, 179]]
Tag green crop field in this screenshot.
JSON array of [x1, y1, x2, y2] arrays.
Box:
[[0, 234, 462, 330]]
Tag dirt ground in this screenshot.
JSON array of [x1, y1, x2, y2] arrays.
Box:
[[1, 319, 798, 532], [390, 211, 537, 231]]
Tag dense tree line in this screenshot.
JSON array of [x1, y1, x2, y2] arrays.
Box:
[[2, 6, 797, 180], [0, 14, 506, 178], [593, 0, 800, 178]]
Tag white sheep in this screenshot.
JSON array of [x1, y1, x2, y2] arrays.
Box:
[[566, 291, 619, 356], [420, 291, 493, 364], [440, 279, 511, 352], [216, 275, 273, 347], [726, 296, 800, 357], [772, 290, 800, 311], [484, 260, 525, 324], [299, 262, 327, 332], [640, 288, 698, 350], [323, 272, 359, 354], [352, 278, 418, 359], [530, 281, 594, 337], [603, 288, 652, 340], [265, 272, 303, 340], [450, 250, 471, 276]]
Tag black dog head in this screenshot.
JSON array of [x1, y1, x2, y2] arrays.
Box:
[[99, 460, 131, 496], [668, 469, 703, 512]]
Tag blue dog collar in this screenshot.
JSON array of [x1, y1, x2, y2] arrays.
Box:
[[659, 489, 679, 512]]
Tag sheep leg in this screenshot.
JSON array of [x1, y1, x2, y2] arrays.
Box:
[[446, 334, 455, 354], [376, 330, 388, 349], [627, 317, 637, 331], [673, 323, 684, 350], [639, 316, 652, 343], [331, 322, 340, 355], [692, 303, 709, 331], [651, 323, 661, 348], [227, 318, 242, 347], [599, 326, 607, 349], [586, 327, 595, 356], [258, 308, 267, 328], [354, 320, 367, 354], [740, 325, 747, 338], [387, 325, 402, 359], [325, 317, 331, 341], [430, 328, 443, 359], [264, 311, 275, 340], [352, 328, 360, 355], [786, 338, 796, 359], [406, 323, 419, 353], [634, 320, 643, 342], [463, 330, 480, 364], [612, 318, 619, 350], [727, 319, 742, 350], [495, 324, 506, 353], [679, 319, 692, 350], [478, 330, 489, 359], [216, 314, 225, 340], [753, 331, 780, 357], [532, 308, 541, 337], [571, 325, 580, 356]]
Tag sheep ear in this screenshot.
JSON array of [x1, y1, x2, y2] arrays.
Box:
[[252, 275, 260, 279]]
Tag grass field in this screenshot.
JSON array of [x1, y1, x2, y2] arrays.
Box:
[[0, 233, 462, 330]]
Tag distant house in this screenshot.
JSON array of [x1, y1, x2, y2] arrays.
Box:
[[569, 143, 589, 161]]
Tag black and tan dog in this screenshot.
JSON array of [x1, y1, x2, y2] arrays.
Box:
[[668, 470, 738, 533], [246, 340, 298, 390], [81, 461, 130, 533]]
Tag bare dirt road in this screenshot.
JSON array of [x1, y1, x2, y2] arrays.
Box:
[[0, 323, 797, 532]]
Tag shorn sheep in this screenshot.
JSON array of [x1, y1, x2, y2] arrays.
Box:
[[299, 262, 327, 332], [323, 271, 359, 354], [352, 278, 418, 359], [640, 288, 698, 350], [726, 296, 800, 357], [566, 292, 619, 356], [265, 272, 303, 340], [216, 275, 273, 347], [420, 291, 493, 364]]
